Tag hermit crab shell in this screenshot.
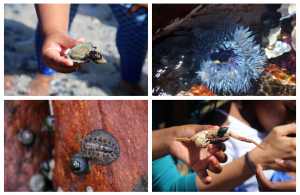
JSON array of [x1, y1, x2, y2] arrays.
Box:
[[67, 42, 96, 63]]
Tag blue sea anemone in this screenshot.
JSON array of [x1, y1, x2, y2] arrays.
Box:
[[193, 21, 267, 94]]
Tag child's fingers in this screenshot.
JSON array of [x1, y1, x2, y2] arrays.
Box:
[[127, 4, 148, 16], [212, 149, 228, 164], [45, 50, 73, 67], [218, 143, 226, 152], [207, 156, 222, 174], [256, 164, 273, 191], [197, 170, 211, 185], [127, 4, 139, 16], [60, 37, 84, 49], [275, 123, 296, 136], [274, 159, 296, 172]]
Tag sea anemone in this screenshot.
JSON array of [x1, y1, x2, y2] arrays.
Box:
[[193, 21, 267, 94]]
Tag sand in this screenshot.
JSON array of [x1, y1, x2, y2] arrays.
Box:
[[4, 4, 148, 96]]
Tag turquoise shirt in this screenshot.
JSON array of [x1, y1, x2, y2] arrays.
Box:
[[152, 155, 199, 191], [152, 101, 205, 191]]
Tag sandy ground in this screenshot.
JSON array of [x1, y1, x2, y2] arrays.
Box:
[[4, 4, 148, 96]]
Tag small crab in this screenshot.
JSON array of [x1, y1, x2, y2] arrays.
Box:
[[171, 127, 266, 150], [67, 42, 107, 64]]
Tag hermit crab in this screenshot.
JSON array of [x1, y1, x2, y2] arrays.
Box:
[[67, 42, 107, 64], [172, 127, 266, 150]]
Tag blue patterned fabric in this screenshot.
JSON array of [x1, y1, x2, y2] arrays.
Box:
[[35, 4, 148, 83], [109, 4, 148, 83]]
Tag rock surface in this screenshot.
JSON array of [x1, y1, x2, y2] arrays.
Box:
[[51, 100, 148, 191], [4, 100, 54, 191]]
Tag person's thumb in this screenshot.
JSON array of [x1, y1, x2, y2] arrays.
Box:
[[60, 36, 84, 49]]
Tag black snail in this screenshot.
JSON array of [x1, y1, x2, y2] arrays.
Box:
[[18, 129, 35, 146], [41, 116, 55, 133], [69, 153, 91, 175]]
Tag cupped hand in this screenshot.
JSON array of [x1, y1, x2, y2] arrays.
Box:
[[249, 123, 296, 171], [41, 30, 86, 73], [168, 125, 228, 184], [127, 4, 148, 16], [256, 159, 296, 191]]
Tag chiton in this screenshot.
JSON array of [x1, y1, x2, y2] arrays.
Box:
[[80, 129, 120, 165]]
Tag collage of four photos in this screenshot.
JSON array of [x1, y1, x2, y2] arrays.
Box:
[[3, 3, 297, 192]]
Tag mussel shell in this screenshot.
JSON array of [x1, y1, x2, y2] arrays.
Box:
[[67, 43, 96, 63]]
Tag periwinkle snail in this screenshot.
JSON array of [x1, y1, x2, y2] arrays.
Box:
[[18, 129, 35, 146], [69, 153, 91, 175]]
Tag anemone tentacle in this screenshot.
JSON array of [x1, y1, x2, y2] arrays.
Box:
[[194, 21, 266, 94]]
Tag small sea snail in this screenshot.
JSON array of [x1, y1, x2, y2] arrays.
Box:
[[18, 129, 35, 146], [217, 127, 229, 137], [69, 153, 91, 175], [41, 116, 55, 133]]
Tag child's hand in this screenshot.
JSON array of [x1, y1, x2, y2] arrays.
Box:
[[256, 160, 296, 191], [249, 123, 296, 171], [41, 30, 86, 73], [168, 125, 228, 184], [126, 4, 148, 16]]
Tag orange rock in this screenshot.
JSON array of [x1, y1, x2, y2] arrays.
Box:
[[51, 100, 148, 192], [266, 64, 296, 84], [188, 85, 217, 96], [288, 75, 296, 84], [4, 100, 53, 191]]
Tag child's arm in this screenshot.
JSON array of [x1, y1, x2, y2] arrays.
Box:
[[35, 4, 85, 73], [196, 123, 296, 191], [153, 125, 227, 184], [35, 4, 70, 38]]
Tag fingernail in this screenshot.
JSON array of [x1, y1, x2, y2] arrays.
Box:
[[211, 125, 219, 128], [212, 148, 219, 155], [209, 156, 217, 164], [275, 158, 284, 164]]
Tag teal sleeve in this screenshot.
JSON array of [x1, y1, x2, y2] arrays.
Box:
[[152, 155, 199, 192]]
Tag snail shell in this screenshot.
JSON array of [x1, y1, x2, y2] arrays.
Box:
[[18, 129, 35, 146], [217, 127, 229, 137], [88, 51, 107, 64], [69, 153, 91, 175], [41, 116, 55, 133]]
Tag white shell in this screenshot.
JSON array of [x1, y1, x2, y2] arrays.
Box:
[[194, 132, 209, 148], [292, 26, 296, 52], [277, 4, 296, 21], [265, 41, 291, 59], [267, 27, 281, 46]]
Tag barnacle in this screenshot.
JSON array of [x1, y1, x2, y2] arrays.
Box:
[[193, 21, 267, 94]]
